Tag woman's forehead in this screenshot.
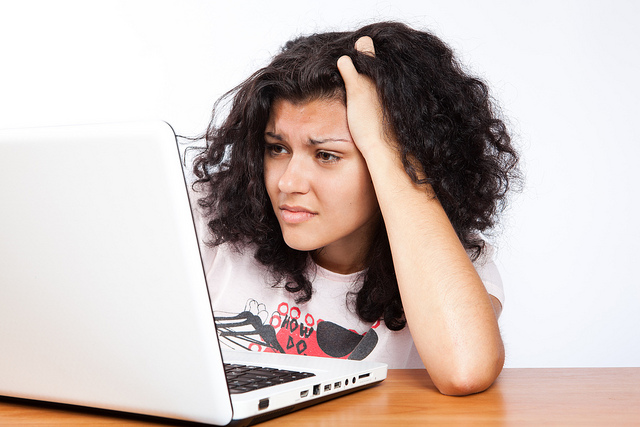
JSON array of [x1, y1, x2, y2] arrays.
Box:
[[265, 98, 351, 138]]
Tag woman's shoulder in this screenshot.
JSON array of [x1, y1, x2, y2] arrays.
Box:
[[202, 240, 262, 274], [471, 240, 496, 267], [470, 240, 505, 307]]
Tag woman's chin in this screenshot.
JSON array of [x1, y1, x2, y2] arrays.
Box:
[[281, 235, 321, 253]]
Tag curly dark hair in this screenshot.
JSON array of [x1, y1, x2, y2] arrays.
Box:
[[192, 21, 520, 331]]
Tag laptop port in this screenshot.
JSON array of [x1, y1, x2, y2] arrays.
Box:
[[258, 398, 269, 410], [300, 390, 309, 398], [313, 384, 321, 396], [334, 381, 341, 389], [359, 373, 371, 379], [324, 384, 331, 392]]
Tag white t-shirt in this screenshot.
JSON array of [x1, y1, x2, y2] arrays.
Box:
[[199, 234, 504, 369]]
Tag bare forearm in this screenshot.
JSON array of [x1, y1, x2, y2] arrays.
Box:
[[365, 148, 504, 395]]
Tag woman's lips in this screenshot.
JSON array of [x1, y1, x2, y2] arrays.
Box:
[[279, 205, 317, 224]]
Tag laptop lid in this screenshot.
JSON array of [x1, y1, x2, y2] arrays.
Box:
[[0, 121, 233, 425]]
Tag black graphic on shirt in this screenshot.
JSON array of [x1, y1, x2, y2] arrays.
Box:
[[215, 299, 379, 360], [215, 310, 285, 353]]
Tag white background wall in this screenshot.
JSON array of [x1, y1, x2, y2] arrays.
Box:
[[2, 0, 638, 368]]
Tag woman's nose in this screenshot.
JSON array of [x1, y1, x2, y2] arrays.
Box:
[[278, 155, 311, 194]]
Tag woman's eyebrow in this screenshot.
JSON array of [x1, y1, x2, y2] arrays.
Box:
[[265, 132, 352, 145], [308, 137, 352, 145], [264, 131, 282, 141]]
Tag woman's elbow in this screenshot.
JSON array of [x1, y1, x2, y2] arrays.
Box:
[[432, 352, 505, 396], [435, 372, 498, 396]]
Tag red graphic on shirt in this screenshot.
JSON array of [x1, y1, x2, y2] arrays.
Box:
[[215, 299, 379, 360]]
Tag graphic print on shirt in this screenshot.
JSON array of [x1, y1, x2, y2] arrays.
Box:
[[215, 298, 379, 360]]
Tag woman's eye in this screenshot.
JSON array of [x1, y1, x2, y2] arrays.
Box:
[[317, 151, 340, 163], [266, 144, 287, 156]]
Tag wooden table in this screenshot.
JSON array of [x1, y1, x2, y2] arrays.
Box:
[[1, 368, 638, 425]]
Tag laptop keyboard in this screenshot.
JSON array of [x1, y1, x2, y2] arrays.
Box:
[[224, 363, 316, 394]]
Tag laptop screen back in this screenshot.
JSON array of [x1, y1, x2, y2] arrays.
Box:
[[0, 121, 232, 425]]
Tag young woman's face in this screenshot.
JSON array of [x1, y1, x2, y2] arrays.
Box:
[[264, 97, 380, 273]]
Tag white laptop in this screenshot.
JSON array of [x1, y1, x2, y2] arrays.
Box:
[[0, 121, 387, 425]]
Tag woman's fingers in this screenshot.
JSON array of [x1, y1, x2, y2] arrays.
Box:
[[336, 37, 388, 157], [336, 54, 358, 87], [354, 36, 375, 57], [336, 35, 376, 92]]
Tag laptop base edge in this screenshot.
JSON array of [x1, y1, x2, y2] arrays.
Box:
[[228, 379, 384, 427]]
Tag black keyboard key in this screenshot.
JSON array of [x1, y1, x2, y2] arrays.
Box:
[[223, 362, 315, 394]]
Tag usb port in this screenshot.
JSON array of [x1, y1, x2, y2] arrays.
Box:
[[334, 381, 341, 389], [324, 384, 331, 392], [359, 373, 371, 379]]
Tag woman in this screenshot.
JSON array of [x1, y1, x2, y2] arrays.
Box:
[[192, 21, 520, 395]]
